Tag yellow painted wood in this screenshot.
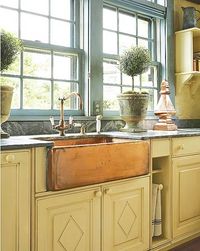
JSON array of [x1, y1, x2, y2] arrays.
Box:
[[1, 150, 31, 251], [35, 147, 47, 193], [175, 28, 200, 119], [172, 154, 200, 239], [172, 136, 200, 156], [175, 29, 194, 73], [103, 177, 150, 251], [151, 139, 170, 158], [36, 188, 101, 251], [152, 156, 172, 249], [174, 0, 200, 32]]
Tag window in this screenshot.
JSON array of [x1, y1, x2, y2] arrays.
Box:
[[1, 0, 168, 119], [0, 0, 83, 117], [102, 1, 166, 115]]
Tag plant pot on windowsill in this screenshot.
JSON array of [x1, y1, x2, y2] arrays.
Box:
[[117, 91, 149, 132], [0, 29, 23, 138], [117, 46, 151, 132]]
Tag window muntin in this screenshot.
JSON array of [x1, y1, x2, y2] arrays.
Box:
[[103, 4, 162, 113], [0, 0, 83, 116]]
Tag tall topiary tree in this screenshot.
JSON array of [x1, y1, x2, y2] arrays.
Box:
[[119, 46, 151, 91], [1, 29, 23, 72]]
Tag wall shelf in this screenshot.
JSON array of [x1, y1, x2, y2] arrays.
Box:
[[175, 28, 200, 119]]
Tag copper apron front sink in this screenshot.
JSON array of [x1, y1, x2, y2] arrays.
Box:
[[46, 136, 149, 190]]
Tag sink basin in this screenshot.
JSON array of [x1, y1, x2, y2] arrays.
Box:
[[38, 135, 149, 190]]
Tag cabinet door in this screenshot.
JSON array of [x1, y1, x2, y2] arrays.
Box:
[[1, 150, 31, 251], [172, 155, 200, 239], [36, 188, 101, 251], [102, 177, 149, 251]]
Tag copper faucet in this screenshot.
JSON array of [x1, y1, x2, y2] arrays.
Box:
[[50, 92, 83, 136]]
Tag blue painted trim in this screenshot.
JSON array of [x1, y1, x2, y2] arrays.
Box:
[[104, 0, 166, 19]]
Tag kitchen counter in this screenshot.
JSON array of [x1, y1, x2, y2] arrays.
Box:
[[1, 128, 200, 150]]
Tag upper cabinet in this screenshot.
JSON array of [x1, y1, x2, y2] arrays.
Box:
[[175, 28, 200, 76], [175, 28, 200, 119]]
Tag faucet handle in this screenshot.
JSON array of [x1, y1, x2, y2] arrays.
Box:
[[80, 123, 86, 134], [69, 116, 73, 125], [49, 116, 55, 126]]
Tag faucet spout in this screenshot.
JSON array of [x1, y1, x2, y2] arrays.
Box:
[[50, 92, 83, 136], [64, 92, 83, 110]]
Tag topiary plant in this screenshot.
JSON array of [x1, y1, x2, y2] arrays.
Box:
[[1, 29, 23, 72], [119, 46, 151, 91]]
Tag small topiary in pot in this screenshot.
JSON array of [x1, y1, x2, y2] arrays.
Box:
[[1, 30, 23, 138], [117, 46, 151, 132]]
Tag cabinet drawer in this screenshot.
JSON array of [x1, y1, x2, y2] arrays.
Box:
[[151, 139, 170, 157], [172, 136, 200, 156]]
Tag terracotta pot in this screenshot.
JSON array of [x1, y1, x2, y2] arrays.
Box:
[[117, 93, 149, 132], [0, 85, 14, 138]]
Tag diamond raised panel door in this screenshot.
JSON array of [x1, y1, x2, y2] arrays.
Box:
[[173, 154, 200, 239], [36, 189, 101, 251], [102, 177, 150, 251]]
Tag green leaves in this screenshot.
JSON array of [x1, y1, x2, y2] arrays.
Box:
[[1, 29, 23, 72], [119, 46, 151, 78]]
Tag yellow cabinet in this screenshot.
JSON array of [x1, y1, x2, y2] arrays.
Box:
[[172, 155, 200, 239], [172, 137, 200, 240], [36, 176, 149, 251], [36, 188, 101, 251], [1, 150, 31, 251], [103, 177, 149, 251], [175, 28, 200, 119]]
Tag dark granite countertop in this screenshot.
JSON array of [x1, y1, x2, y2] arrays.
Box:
[[1, 128, 200, 150], [0, 136, 53, 150]]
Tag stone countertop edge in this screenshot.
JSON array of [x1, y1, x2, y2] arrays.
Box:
[[1, 129, 200, 150]]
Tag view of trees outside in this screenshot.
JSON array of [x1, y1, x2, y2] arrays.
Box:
[[0, 0, 79, 112], [1, 50, 79, 110]]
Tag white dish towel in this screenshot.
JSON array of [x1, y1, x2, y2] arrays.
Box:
[[152, 183, 163, 237]]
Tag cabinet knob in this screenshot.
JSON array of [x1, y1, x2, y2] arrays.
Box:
[[5, 154, 15, 163], [104, 188, 112, 195], [178, 145, 184, 150], [95, 191, 102, 197]]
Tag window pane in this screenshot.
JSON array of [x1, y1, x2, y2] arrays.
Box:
[[21, 13, 48, 42], [103, 86, 120, 110], [51, 0, 71, 20], [119, 35, 136, 54], [21, 0, 48, 15], [147, 89, 157, 111], [122, 74, 132, 86], [0, 0, 18, 8], [53, 54, 78, 80], [119, 12, 136, 35], [23, 50, 51, 78], [103, 31, 117, 54], [0, 77, 20, 109], [103, 7, 117, 30], [23, 79, 51, 109], [103, 61, 120, 84], [53, 82, 78, 109], [51, 19, 72, 47], [0, 8, 18, 35], [141, 67, 157, 87], [138, 39, 149, 48], [138, 18, 150, 38], [157, 0, 166, 6]]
